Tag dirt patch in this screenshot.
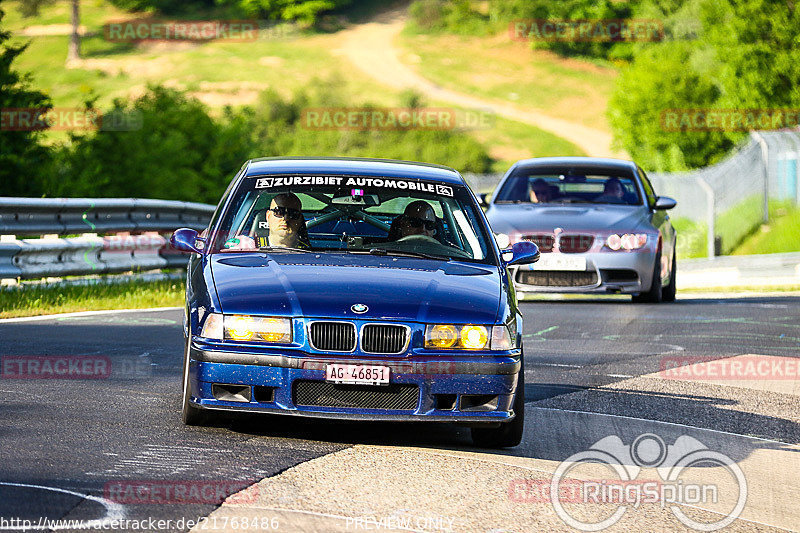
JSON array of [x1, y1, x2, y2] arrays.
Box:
[[18, 24, 89, 36], [334, 7, 622, 157], [258, 56, 285, 67]]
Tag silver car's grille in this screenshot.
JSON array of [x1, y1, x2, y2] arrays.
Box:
[[558, 234, 594, 253], [362, 324, 408, 354], [309, 322, 356, 352], [517, 270, 598, 287], [522, 234, 554, 252]]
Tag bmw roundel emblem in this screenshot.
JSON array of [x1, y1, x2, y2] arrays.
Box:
[[351, 303, 368, 314]]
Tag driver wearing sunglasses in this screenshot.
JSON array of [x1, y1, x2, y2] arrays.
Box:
[[397, 200, 437, 239], [224, 192, 307, 250]]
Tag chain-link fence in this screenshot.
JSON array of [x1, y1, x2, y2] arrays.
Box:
[[650, 130, 800, 258], [465, 130, 800, 258]]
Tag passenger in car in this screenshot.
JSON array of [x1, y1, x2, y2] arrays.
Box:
[[387, 200, 438, 240], [595, 177, 626, 204]]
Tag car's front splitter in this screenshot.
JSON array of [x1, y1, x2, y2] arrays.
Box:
[[511, 249, 657, 294], [187, 344, 520, 423]]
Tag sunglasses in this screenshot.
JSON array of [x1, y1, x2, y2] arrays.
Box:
[[269, 206, 303, 220], [405, 216, 436, 231]]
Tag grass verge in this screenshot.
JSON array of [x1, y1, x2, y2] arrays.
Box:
[[0, 278, 184, 319], [672, 199, 798, 259], [397, 29, 617, 133], [733, 203, 800, 255]]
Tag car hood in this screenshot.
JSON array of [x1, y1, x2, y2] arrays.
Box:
[[486, 204, 647, 234], [210, 253, 501, 324]]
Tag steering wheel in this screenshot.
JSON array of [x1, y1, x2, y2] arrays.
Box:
[[396, 234, 440, 244]]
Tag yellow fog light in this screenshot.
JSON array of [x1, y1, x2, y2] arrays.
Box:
[[225, 315, 292, 343], [425, 324, 458, 349], [460, 325, 489, 350], [255, 317, 292, 343], [226, 315, 255, 341]]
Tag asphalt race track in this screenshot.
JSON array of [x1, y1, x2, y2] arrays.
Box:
[[1, 296, 798, 532]]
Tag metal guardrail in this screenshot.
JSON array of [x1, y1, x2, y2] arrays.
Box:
[[0, 197, 215, 280], [0, 197, 214, 236]]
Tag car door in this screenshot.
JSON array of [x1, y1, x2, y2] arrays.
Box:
[[638, 166, 676, 282]]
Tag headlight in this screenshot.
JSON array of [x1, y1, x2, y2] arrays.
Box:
[[224, 315, 292, 343], [460, 325, 489, 349], [606, 233, 648, 251], [425, 324, 513, 350], [200, 313, 223, 340], [426, 324, 458, 348]]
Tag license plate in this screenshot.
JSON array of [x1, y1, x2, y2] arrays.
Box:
[[530, 253, 587, 271], [326, 364, 390, 385]]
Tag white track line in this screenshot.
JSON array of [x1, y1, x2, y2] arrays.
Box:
[[0, 481, 125, 530], [0, 307, 181, 324]]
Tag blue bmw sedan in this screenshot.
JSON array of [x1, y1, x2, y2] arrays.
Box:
[[171, 158, 539, 448]]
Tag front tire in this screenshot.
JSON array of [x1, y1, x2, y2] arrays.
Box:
[[632, 250, 663, 303], [471, 364, 525, 448], [662, 249, 677, 302], [181, 336, 209, 426]]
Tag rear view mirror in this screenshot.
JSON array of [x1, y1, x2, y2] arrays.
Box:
[[170, 228, 204, 254], [654, 196, 677, 210], [331, 192, 380, 206], [503, 240, 540, 266]]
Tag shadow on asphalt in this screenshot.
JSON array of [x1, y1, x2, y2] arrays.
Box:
[[193, 378, 799, 468]]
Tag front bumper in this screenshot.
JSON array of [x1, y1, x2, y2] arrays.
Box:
[[512, 250, 657, 294], [187, 341, 521, 423]]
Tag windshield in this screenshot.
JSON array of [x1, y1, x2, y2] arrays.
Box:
[[495, 171, 642, 206], [211, 174, 495, 264]]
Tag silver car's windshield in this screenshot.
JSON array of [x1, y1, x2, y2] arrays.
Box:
[[495, 173, 643, 206]]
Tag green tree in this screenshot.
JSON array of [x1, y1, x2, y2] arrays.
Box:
[[0, 7, 54, 196], [58, 86, 254, 202], [607, 42, 730, 171]]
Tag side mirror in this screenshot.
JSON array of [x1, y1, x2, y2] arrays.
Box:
[[503, 240, 540, 266], [170, 228, 205, 254], [654, 196, 677, 210], [478, 193, 490, 207]]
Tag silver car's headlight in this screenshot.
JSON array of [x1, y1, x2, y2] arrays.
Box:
[[605, 233, 648, 251]]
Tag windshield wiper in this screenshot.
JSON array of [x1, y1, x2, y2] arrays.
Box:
[[259, 246, 317, 254], [358, 247, 449, 261]]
